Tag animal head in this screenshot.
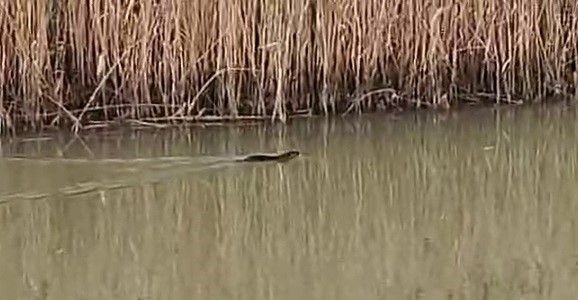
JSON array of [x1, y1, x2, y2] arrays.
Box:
[[282, 150, 300, 159]]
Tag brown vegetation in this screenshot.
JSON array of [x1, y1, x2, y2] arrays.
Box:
[[1, 0, 577, 132]]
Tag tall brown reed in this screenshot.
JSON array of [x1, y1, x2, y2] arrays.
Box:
[[1, 0, 577, 132]]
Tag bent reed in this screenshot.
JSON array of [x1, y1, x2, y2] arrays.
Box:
[[1, 0, 577, 132]]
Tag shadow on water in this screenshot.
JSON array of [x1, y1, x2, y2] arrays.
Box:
[[1, 104, 578, 299]]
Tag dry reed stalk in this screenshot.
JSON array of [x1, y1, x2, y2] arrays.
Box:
[[0, 0, 576, 132]]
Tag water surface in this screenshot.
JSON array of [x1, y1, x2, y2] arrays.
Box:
[[1, 105, 578, 299]]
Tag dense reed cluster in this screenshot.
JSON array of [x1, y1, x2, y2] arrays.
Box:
[[0, 0, 577, 131]]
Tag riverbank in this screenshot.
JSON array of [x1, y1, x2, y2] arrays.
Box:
[[1, 0, 577, 133]]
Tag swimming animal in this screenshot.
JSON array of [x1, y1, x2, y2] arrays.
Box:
[[237, 150, 300, 163]]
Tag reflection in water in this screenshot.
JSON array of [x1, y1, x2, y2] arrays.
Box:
[[1, 105, 578, 299]]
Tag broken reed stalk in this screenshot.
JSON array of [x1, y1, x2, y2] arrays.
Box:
[[0, 0, 577, 132]]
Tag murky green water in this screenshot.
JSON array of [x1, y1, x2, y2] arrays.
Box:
[[1, 105, 578, 299]]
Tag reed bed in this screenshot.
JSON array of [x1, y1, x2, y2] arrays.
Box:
[[0, 0, 577, 132]]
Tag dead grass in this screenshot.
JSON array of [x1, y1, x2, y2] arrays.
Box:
[[1, 0, 577, 132]]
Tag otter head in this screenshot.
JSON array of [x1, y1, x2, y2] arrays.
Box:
[[279, 150, 300, 161]]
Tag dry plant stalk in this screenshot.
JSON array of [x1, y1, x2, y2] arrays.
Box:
[[0, 0, 577, 131]]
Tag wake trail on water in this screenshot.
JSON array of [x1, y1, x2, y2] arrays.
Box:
[[0, 157, 241, 205]]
